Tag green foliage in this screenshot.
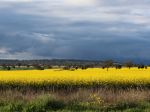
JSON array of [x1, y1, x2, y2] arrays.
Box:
[[24, 95, 65, 112], [0, 102, 23, 112], [1, 97, 150, 112]]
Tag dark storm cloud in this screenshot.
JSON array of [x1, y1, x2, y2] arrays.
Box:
[[0, 0, 150, 62]]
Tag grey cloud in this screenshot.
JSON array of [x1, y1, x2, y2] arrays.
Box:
[[0, 0, 150, 62]]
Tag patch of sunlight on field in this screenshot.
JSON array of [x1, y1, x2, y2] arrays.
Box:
[[0, 68, 150, 85]]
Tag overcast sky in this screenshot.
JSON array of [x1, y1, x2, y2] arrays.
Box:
[[0, 0, 150, 62]]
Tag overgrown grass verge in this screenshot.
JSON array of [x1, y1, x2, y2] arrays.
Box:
[[1, 98, 150, 112], [1, 88, 150, 112], [1, 81, 150, 91]]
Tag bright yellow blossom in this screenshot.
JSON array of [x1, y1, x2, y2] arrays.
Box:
[[0, 68, 150, 86]]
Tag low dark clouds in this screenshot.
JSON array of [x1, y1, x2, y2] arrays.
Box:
[[0, 0, 150, 62]]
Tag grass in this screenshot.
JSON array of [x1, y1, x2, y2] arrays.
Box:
[[1, 88, 150, 112]]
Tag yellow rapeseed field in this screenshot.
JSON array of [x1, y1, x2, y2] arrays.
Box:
[[0, 68, 150, 87]]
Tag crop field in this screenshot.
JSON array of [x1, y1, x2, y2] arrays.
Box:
[[0, 68, 150, 89], [1, 68, 150, 111]]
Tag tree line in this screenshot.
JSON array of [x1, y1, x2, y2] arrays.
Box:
[[0, 59, 148, 70]]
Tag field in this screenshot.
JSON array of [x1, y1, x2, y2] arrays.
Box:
[[0, 68, 150, 88], [1, 68, 150, 112]]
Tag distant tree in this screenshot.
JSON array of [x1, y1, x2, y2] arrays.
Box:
[[7, 66, 11, 70], [2, 65, 11, 70], [75, 66, 78, 70], [17, 63, 21, 68], [137, 64, 148, 69], [12, 66, 15, 69], [81, 65, 88, 70], [34, 64, 44, 70], [2, 64, 7, 70], [102, 66, 105, 69], [124, 61, 133, 69], [102, 60, 114, 71], [47, 65, 52, 69], [138, 64, 145, 69], [26, 65, 30, 68], [63, 66, 70, 70], [115, 64, 122, 69]]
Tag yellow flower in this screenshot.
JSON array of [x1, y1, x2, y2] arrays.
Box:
[[0, 68, 150, 86]]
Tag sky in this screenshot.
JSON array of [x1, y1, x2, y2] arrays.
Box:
[[0, 0, 150, 62]]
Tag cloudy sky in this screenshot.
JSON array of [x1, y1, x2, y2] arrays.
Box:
[[0, 0, 150, 62]]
